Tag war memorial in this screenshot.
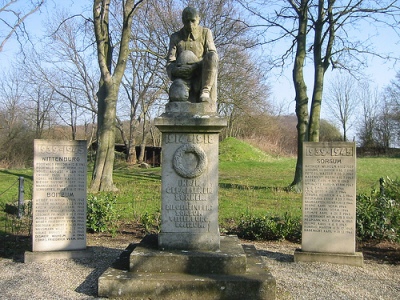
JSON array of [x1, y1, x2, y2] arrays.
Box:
[[25, 139, 91, 262], [97, 6, 276, 299], [21, 6, 370, 300]]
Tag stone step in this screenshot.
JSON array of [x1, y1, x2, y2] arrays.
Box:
[[98, 237, 276, 300], [130, 235, 246, 275]]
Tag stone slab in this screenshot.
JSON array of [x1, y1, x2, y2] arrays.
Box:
[[158, 232, 221, 251], [294, 249, 364, 267], [164, 102, 216, 115], [98, 237, 276, 300], [155, 114, 227, 251], [130, 235, 246, 275], [154, 114, 227, 133], [302, 142, 356, 253], [32, 139, 87, 252], [24, 247, 93, 263]]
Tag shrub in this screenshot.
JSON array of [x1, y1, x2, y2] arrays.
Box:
[[140, 210, 161, 234], [356, 177, 399, 242], [87, 193, 119, 235], [236, 212, 301, 242]]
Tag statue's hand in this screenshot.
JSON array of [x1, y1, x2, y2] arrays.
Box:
[[172, 63, 197, 80]]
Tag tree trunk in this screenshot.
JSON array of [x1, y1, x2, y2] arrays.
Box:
[[309, 65, 324, 142], [291, 1, 309, 191], [126, 139, 137, 164], [308, 0, 325, 143], [138, 143, 146, 163], [90, 81, 118, 192], [90, 0, 142, 191]]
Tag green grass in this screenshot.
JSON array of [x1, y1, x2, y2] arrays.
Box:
[[356, 157, 400, 192], [219, 137, 274, 162], [0, 138, 399, 234]]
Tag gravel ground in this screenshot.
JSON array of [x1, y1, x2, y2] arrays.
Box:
[[0, 237, 399, 300]]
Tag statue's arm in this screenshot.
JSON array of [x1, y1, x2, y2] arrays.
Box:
[[166, 35, 177, 80], [204, 28, 217, 54]]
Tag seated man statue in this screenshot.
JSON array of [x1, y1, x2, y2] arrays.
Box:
[[166, 6, 218, 104]]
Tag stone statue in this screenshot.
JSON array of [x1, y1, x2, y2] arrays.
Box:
[[166, 7, 218, 104]]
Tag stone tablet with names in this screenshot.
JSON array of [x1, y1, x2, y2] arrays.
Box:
[[302, 142, 356, 253], [32, 140, 87, 251], [158, 132, 220, 250]]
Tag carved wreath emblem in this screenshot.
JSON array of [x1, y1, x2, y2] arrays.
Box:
[[172, 143, 207, 178]]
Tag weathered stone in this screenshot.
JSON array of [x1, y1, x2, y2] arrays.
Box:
[[296, 142, 363, 266], [98, 236, 276, 300], [130, 235, 247, 275], [301, 142, 356, 253], [32, 139, 87, 252], [166, 7, 218, 107], [24, 248, 93, 263], [154, 103, 226, 251], [294, 249, 364, 267], [97, 6, 276, 299]]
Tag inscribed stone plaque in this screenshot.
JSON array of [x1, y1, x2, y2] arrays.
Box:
[[302, 142, 356, 254], [158, 132, 220, 250], [32, 140, 87, 251]]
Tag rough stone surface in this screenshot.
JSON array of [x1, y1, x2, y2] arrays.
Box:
[[301, 142, 357, 256], [129, 235, 247, 275], [24, 248, 93, 263], [166, 7, 218, 107], [32, 139, 87, 252], [155, 103, 227, 251], [164, 101, 217, 115], [98, 236, 276, 300], [294, 249, 364, 267]]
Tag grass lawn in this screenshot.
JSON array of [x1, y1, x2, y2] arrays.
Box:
[[0, 138, 399, 234]]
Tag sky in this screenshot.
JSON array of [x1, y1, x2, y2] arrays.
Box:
[[1, 0, 399, 138], [268, 23, 400, 115]]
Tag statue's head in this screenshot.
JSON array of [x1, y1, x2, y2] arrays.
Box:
[[182, 6, 200, 33]]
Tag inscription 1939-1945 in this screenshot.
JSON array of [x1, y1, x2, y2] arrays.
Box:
[[33, 140, 87, 251], [37, 144, 85, 155], [306, 147, 353, 157], [302, 142, 356, 253]]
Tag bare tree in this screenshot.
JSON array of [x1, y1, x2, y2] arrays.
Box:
[[0, 0, 45, 52], [384, 71, 400, 145], [357, 82, 381, 147], [238, 0, 400, 190], [90, 0, 145, 192], [115, 0, 268, 163], [0, 68, 37, 167], [217, 46, 271, 139], [325, 74, 358, 141], [116, 1, 168, 164]]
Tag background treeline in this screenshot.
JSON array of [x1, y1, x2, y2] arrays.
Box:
[[0, 0, 399, 169]]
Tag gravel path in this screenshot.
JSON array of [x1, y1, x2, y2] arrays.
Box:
[[0, 238, 399, 299], [253, 241, 400, 300]]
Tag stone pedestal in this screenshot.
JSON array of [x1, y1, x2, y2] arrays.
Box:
[[97, 102, 276, 298], [294, 249, 364, 267], [155, 102, 227, 251], [98, 235, 276, 300]]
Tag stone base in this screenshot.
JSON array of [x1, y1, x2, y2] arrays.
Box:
[[24, 247, 93, 263], [158, 232, 220, 251], [133, 234, 244, 274], [98, 235, 276, 299], [294, 249, 364, 267], [164, 101, 217, 115]]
